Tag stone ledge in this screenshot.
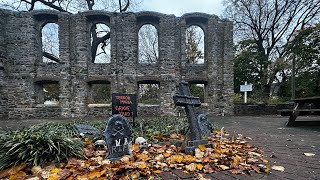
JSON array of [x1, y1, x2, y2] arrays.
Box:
[[88, 104, 111, 108]]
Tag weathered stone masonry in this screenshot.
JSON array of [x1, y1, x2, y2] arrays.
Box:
[[0, 9, 233, 119]]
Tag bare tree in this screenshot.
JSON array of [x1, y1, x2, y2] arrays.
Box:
[[224, 0, 320, 97], [138, 24, 158, 63]]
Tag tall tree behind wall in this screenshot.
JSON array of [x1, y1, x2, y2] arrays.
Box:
[[224, 0, 320, 99]]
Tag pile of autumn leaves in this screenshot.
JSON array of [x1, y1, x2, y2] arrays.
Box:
[[0, 130, 270, 179]]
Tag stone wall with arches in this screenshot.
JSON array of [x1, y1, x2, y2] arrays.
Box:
[[0, 9, 233, 119]]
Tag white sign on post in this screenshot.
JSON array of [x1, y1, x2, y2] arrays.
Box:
[[240, 82, 252, 103]]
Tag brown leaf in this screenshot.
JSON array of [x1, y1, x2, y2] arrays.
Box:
[[58, 169, 72, 180], [228, 169, 243, 174], [0, 164, 26, 178]]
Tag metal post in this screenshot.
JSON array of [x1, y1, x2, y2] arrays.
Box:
[[244, 81, 247, 103]]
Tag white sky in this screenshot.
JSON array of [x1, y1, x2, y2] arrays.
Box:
[[138, 0, 224, 16]]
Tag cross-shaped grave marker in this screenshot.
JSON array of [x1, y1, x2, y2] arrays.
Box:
[[173, 81, 211, 154]]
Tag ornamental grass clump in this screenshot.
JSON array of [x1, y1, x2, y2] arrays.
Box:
[[0, 123, 84, 170]]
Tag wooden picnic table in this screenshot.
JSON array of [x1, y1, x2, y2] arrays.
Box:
[[284, 96, 320, 126]]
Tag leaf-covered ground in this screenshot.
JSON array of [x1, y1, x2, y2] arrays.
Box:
[[0, 129, 271, 180]]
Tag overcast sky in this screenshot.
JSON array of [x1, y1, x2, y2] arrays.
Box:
[[138, 0, 224, 16]]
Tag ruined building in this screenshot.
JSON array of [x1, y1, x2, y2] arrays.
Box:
[[0, 9, 233, 119]]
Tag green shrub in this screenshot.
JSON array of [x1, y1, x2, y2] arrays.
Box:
[[0, 123, 84, 170]]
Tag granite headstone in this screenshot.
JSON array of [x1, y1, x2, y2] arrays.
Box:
[[103, 114, 132, 161]]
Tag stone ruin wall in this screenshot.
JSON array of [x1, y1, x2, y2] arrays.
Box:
[[0, 9, 233, 119]]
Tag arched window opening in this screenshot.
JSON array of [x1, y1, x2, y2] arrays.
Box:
[[91, 23, 111, 64], [138, 81, 160, 104], [189, 83, 206, 103], [42, 23, 59, 63], [35, 81, 60, 105], [138, 24, 159, 63], [88, 81, 111, 104], [186, 25, 204, 64]]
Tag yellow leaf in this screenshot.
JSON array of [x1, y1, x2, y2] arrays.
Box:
[[130, 172, 140, 179], [262, 158, 269, 163], [138, 162, 147, 169], [47, 173, 60, 180], [183, 170, 190, 174], [184, 155, 196, 162], [51, 168, 61, 174], [9, 171, 26, 180], [271, 165, 285, 172], [153, 170, 163, 174], [168, 155, 184, 163], [132, 144, 140, 152], [88, 170, 101, 179], [232, 155, 241, 166], [219, 165, 230, 170], [198, 144, 206, 151], [196, 164, 203, 170]]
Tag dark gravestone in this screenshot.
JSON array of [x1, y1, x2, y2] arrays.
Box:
[[173, 81, 212, 154], [103, 114, 132, 161], [197, 114, 212, 138]]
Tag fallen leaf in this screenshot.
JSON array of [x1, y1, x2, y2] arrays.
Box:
[[47, 173, 60, 180], [153, 170, 163, 174], [58, 169, 72, 179], [229, 169, 242, 174], [272, 165, 285, 172], [0, 164, 26, 178], [195, 148, 204, 159], [304, 153, 315, 157], [196, 164, 204, 170], [185, 163, 197, 171], [219, 165, 230, 170], [198, 144, 207, 151], [248, 151, 262, 157], [232, 155, 241, 166], [9, 171, 26, 180], [87, 170, 102, 179], [203, 164, 214, 173]]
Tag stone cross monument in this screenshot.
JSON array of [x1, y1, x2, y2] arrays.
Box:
[[173, 81, 212, 154]]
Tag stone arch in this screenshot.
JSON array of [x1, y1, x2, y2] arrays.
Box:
[[186, 25, 205, 64], [182, 14, 209, 65], [137, 14, 160, 64], [34, 12, 60, 64], [86, 14, 112, 64]]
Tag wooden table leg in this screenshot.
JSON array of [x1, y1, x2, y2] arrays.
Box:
[[286, 103, 302, 127]]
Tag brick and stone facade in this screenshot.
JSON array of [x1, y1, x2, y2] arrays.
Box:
[[0, 9, 233, 119]]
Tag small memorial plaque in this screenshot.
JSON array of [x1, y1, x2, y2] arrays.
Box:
[[103, 114, 132, 161], [112, 93, 137, 117]]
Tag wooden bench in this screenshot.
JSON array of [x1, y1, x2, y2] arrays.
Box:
[[279, 96, 320, 126], [279, 109, 320, 116]]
